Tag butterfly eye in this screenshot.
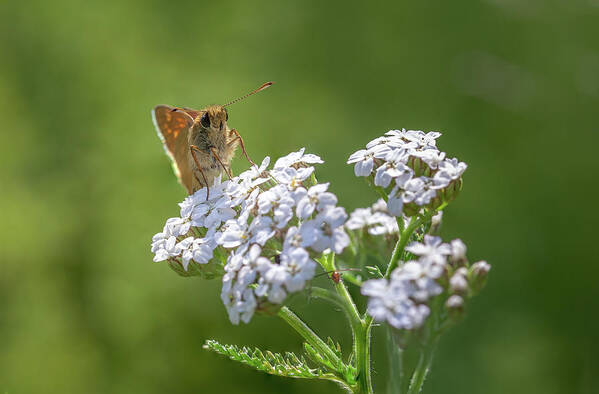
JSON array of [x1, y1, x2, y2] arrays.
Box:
[[200, 113, 210, 128], [224, 109, 229, 121]]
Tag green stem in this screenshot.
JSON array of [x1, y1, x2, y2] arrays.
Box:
[[323, 254, 373, 394], [384, 208, 443, 279], [321, 254, 362, 326], [277, 306, 342, 368], [407, 340, 437, 394], [355, 321, 373, 393], [386, 328, 404, 394]]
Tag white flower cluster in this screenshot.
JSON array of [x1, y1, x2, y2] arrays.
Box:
[[347, 129, 467, 216], [361, 235, 489, 330], [151, 148, 351, 325], [345, 198, 401, 236]]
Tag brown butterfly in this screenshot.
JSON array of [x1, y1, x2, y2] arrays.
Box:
[[152, 82, 273, 196]]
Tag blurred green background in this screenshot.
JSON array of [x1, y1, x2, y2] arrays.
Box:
[[1, 1, 598, 393]]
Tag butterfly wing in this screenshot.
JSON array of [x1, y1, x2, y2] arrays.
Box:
[[152, 105, 196, 193], [180, 107, 203, 119]]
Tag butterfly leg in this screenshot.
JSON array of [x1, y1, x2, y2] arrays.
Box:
[[190, 145, 210, 200], [209, 147, 233, 179], [228, 129, 256, 167]]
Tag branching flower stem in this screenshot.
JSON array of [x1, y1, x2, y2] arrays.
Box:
[[320, 253, 373, 394], [383, 204, 447, 280]]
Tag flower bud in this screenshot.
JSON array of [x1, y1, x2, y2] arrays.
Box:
[[428, 211, 443, 235], [408, 156, 426, 177], [470, 260, 491, 293], [439, 178, 462, 204], [445, 294, 465, 320], [449, 268, 469, 294], [446, 294, 464, 309], [449, 239, 467, 266]]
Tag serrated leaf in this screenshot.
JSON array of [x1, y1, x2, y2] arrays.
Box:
[[303, 342, 332, 370], [204, 339, 341, 382], [326, 337, 343, 359]]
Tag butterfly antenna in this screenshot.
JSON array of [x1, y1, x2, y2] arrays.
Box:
[[223, 82, 274, 107]]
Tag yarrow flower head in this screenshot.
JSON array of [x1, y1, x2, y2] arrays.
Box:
[[361, 236, 490, 331], [347, 129, 467, 216], [151, 149, 350, 324]]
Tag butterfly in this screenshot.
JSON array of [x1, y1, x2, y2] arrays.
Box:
[[152, 82, 273, 196]]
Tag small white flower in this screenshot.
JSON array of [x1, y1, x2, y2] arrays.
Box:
[[365, 136, 392, 149], [387, 186, 404, 217], [362, 278, 390, 298], [237, 188, 261, 224], [406, 235, 451, 265], [151, 221, 187, 262], [295, 183, 338, 219], [434, 158, 467, 187], [257, 184, 296, 228], [402, 177, 436, 206], [280, 247, 316, 292], [346, 199, 401, 235], [387, 302, 430, 330], [262, 263, 289, 286], [247, 216, 276, 246], [190, 237, 216, 264], [237, 156, 271, 180], [361, 276, 431, 330], [271, 166, 314, 188], [216, 220, 248, 249], [273, 147, 323, 169], [283, 226, 304, 250], [178, 237, 196, 269], [403, 130, 442, 148], [372, 198, 388, 212], [412, 149, 446, 169], [204, 201, 236, 229], [347, 144, 394, 177], [374, 160, 412, 188], [300, 207, 349, 253], [179, 195, 196, 219], [346, 207, 372, 230], [267, 283, 288, 303], [368, 212, 399, 235], [151, 234, 179, 262], [394, 262, 442, 301], [223, 286, 257, 325], [347, 149, 375, 177], [165, 217, 191, 237]]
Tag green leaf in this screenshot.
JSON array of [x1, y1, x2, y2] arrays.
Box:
[[204, 339, 341, 382]]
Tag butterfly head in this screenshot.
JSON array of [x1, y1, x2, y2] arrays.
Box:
[[198, 105, 229, 131]]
